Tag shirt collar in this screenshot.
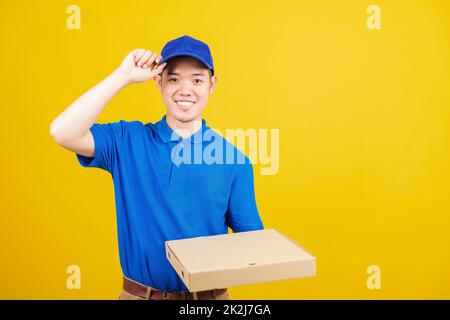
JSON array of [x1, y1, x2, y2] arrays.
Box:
[[155, 115, 208, 144]]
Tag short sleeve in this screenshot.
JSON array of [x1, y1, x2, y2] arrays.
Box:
[[226, 159, 265, 233], [76, 121, 126, 173]]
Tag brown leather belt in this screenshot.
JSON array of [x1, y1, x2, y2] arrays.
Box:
[[123, 276, 227, 300]]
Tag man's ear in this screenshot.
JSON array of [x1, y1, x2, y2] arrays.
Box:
[[209, 75, 218, 95], [154, 74, 162, 92]]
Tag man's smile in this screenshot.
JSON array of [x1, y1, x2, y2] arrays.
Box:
[[175, 100, 196, 110]]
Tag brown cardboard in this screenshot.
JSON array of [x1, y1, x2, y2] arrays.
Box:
[[165, 229, 316, 292]]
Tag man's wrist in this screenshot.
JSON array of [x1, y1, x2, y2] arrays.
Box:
[[111, 68, 133, 89]]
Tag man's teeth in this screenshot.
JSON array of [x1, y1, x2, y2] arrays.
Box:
[[176, 101, 195, 107]]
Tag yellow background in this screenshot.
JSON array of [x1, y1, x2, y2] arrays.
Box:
[[1, 0, 449, 299]]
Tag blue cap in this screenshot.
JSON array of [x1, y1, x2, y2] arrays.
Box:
[[158, 35, 214, 76]]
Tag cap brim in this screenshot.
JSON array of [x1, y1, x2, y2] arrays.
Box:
[[158, 52, 213, 74]]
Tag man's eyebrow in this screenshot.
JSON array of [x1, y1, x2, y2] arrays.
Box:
[[167, 72, 207, 77]]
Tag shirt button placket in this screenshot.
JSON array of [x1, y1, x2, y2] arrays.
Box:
[[169, 142, 183, 187]]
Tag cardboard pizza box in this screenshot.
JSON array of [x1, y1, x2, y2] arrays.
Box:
[[165, 228, 316, 292]]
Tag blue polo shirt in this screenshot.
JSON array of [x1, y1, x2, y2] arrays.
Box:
[[76, 115, 264, 292]]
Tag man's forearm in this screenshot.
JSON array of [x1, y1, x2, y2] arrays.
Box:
[[50, 69, 130, 143]]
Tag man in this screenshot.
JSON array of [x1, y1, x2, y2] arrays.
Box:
[[50, 35, 264, 300]]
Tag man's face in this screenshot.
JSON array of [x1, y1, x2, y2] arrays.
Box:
[[154, 56, 217, 124]]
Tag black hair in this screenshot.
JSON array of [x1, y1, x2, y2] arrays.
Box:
[[162, 55, 213, 79]]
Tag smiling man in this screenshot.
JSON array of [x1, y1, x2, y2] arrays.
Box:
[[50, 35, 264, 300]]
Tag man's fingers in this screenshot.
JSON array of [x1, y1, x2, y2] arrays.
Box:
[[132, 49, 146, 62], [130, 50, 163, 70], [152, 62, 167, 75], [136, 50, 150, 66], [137, 50, 152, 67], [143, 53, 158, 69], [151, 55, 164, 70]]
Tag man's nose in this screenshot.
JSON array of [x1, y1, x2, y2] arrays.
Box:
[[178, 80, 194, 93]]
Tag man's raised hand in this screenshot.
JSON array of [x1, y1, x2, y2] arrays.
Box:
[[117, 49, 167, 84]]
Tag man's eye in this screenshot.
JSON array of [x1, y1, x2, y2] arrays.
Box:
[[194, 79, 203, 84], [169, 78, 178, 82]]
